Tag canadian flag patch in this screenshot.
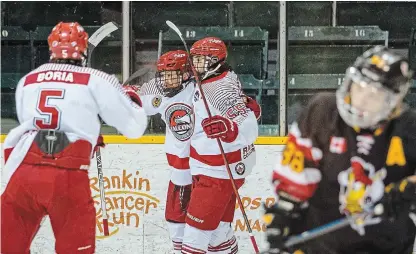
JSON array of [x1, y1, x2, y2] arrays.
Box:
[[330, 136, 347, 154]]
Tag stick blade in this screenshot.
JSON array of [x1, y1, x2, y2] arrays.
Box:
[[166, 20, 182, 37], [123, 66, 153, 85], [88, 22, 118, 47]]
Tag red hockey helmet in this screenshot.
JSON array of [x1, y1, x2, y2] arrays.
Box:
[[157, 50, 188, 72], [47, 22, 88, 62], [190, 37, 227, 77], [190, 37, 227, 61], [155, 50, 190, 97]]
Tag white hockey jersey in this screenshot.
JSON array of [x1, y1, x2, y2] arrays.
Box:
[[2, 63, 148, 191], [191, 71, 258, 179], [139, 78, 195, 186]]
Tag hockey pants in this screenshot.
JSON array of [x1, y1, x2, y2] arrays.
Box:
[[1, 163, 96, 254]]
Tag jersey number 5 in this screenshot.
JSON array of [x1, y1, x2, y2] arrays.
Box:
[[35, 89, 65, 130], [281, 141, 305, 173]]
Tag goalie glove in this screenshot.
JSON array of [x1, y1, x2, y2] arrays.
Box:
[[201, 115, 239, 143], [123, 85, 142, 107]]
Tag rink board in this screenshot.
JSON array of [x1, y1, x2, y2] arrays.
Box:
[[0, 137, 284, 253]]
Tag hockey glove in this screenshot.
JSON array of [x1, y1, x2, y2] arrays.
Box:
[[263, 195, 307, 254], [201, 115, 239, 143], [174, 184, 192, 212], [377, 177, 416, 222], [242, 95, 262, 121], [123, 85, 142, 107], [92, 135, 105, 158]]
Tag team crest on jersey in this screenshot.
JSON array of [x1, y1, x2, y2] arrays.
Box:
[[152, 96, 162, 108], [194, 91, 200, 102], [338, 156, 386, 235], [235, 162, 246, 175], [165, 103, 194, 141]]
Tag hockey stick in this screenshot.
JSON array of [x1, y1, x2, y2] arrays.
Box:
[[166, 20, 260, 254], [259, 207, 384, 253], [88, 22, 119, 236], [258, 218, 350, 254], [95, 148, 109, 236], [122, 66, 154, 85], [283, 217, 350, 248], [282, 204, 383, 249], [87, 22, 118, 68]]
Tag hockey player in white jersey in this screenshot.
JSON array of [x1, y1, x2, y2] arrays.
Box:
[[134, 50, 196, 253], [1, 22, 147, 254], [180, 37, 259, 254]]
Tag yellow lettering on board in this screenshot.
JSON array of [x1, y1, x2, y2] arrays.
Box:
[[386, 136, 406, 166]]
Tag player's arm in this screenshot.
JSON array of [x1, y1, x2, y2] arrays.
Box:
[[273, 94, 327, 204], [264, 94, 328, 252], [201, 83, 258, 145], [14, 77, 25, 124], [90, 74, 148, 139], [138, 79, 163, 116], [123, 85, 142, 107], [376, 115, 416, 221]]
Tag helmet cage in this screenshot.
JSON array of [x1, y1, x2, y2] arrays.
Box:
[[192, 54, 220, 71], [155, 69, 185, 98]]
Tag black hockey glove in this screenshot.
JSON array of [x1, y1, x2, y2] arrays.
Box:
[[377, 177, 416, 222], [263, 194, 307, 254]]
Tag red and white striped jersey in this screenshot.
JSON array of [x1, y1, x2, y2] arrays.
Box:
[[191, 71, 258, 179], [139, 78, 195, 185], [2, 63, 148, 189]]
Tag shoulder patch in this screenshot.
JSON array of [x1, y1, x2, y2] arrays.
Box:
[[152, 95, 162, 108], [194, 90, 200, 102]]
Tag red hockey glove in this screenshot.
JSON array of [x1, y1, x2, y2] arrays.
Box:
[[92, 135, 105, 158], [201, 115, 239, 143], [243, 95, 261, 121], [123, 85, 142, 107]]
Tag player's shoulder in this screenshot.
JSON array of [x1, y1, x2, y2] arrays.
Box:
[[179, 79, 196, 94], [308, 92, 337, 112], [298, 92, 337, 120], [222, 70, 239, 83], [78, 66, 120, 85], [139, 78, 162, 96], [394, 107, 416, 136], [204, 71, 240, 95], [204, 70, 239, 86], [393, 107, 416, 161], [21, 63, 120, 86], [296, 92, 338, 136]]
